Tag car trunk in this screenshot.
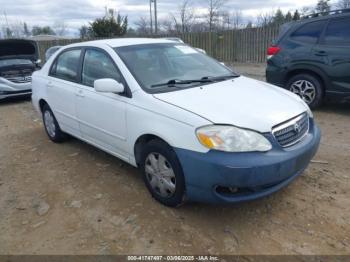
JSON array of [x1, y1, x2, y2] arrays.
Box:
[[0, 39, 39, 84]]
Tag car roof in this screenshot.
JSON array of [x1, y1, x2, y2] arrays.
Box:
[[276, 10, 350, 43], [67, 38, 176, 49], [294, 10, 350, 26]]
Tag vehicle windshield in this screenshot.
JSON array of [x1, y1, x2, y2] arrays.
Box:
[[0, 59, 32, 67], [115, 43, 238, 93]]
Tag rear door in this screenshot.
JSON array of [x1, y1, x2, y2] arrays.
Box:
[[47, 48, 82, 137], [288, 20, 327, 65], [315, 17, 350, 95]]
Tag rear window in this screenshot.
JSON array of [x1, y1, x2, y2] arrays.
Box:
[[324, 18, 350, 46], [290, 20, 326, 44]]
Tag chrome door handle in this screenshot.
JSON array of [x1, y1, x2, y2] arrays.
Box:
[[76, 90, 85, 98], [46, 82, 53, 88], [314, 50, 327, 56]]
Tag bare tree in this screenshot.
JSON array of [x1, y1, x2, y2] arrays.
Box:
[[53, 21, 67, 36], [300, 6, 312, 16], [7, 21, 24, 37], [206, 0, 226, 32], [159, 19, 177, 34], [220, 11, 231, 30], [256, 11, 274, 27], [179, 0, 195, 33], [170, 0, 195, 33], [316, 0, 331, 13], [231, 10, 243, 29], [336, 0, 350, 8], [135, 16, 151, 35]]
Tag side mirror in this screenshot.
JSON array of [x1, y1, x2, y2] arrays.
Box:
[[35, 59, 42, 69], [94, 78, 125, 94]]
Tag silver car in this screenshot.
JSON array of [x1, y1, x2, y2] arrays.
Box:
[[0, 39, 40, 99]]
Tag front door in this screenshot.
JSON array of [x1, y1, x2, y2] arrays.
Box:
[[75, 48, 128, 160], [315, 17, 350, 95]]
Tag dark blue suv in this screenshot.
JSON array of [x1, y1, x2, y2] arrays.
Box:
[[266, 9, 350, 108]]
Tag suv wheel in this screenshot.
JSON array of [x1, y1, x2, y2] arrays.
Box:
[[140, 139, 186, 207], [42, 104, 67, 143], [286, 74, 324, 109]]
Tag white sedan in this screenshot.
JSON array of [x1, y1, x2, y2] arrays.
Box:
[[32, 38, 321, 207]]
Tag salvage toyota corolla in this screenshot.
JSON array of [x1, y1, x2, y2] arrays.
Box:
[[32, 39, 321, 207]]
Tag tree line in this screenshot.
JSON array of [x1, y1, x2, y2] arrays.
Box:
[[131, 0, 350, 35], [2, 21, 67, 38], [1, 0, 349, 39]]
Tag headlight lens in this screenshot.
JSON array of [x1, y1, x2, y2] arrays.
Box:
[[196, 125, 272, 152]]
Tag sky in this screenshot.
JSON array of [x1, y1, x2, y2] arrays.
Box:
[[0, 0, 332, 36]]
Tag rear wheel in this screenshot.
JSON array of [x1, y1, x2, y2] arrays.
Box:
[[286, 74, 324, 109], [42, 104, 67, 143], [140, 139, 186, 207]]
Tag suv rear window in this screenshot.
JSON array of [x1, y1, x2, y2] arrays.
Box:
[[290, 20, 326, 44], [324, 18, 350, 46]]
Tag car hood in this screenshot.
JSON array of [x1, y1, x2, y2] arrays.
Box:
[[0, 39, 39, 62], [153, 76, 308, 133]]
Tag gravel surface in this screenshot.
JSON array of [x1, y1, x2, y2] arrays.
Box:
[[0, 65, 349, 255]]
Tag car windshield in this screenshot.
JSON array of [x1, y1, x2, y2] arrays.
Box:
[[0, 59, 32, 67], [115, 43, 238, 93]]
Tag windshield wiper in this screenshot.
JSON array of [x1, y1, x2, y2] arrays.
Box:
[[151, 78, 213, 88], [201, 74, 239, 82]]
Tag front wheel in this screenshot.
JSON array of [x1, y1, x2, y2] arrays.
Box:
[[286, 74, 324, 109], [140, 139, 186, 207]]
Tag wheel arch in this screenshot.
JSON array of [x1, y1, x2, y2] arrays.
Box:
[[285, 66, 328, 94], [39, 99, 48, 113], [133, 134, 172, 167]]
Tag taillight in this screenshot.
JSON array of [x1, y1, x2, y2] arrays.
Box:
[[267, 46, 281, 59]]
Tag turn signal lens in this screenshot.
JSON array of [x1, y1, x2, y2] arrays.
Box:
[[196, 125, 272, 152]]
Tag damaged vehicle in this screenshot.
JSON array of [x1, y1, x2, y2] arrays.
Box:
[[0, 39, 40, 100], [32, 39, 321, 207]]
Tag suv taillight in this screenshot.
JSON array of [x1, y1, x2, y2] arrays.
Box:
[[267, 46, 281, 59]]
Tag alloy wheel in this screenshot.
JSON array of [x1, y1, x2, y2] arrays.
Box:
[[290, 80, 316, 105]]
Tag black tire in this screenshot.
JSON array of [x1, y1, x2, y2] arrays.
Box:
[[286, 74, 324, 109], [140, 139, 186, 207], [42, 104, 67, 143]]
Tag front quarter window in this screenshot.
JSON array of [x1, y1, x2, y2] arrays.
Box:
[[82, 49, 122, 87]]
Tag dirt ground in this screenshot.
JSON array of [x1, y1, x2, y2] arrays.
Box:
[[0, 64, 349, 255]]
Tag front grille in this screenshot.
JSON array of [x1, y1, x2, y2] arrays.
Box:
[[1, 68, 33, 83], [272, 113, 309, 147], [5, 76, 32, 83]]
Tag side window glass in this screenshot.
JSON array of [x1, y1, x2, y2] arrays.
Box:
[[290, 21, 326, 44], [51, 49, 81, 82], [82, 49, 122, 87], [324, 18, 350, 46]]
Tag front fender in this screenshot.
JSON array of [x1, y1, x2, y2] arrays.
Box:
[[125, 93, 211, 165]]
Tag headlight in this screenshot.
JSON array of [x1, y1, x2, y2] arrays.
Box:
[[196, 125, 272, 152]]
